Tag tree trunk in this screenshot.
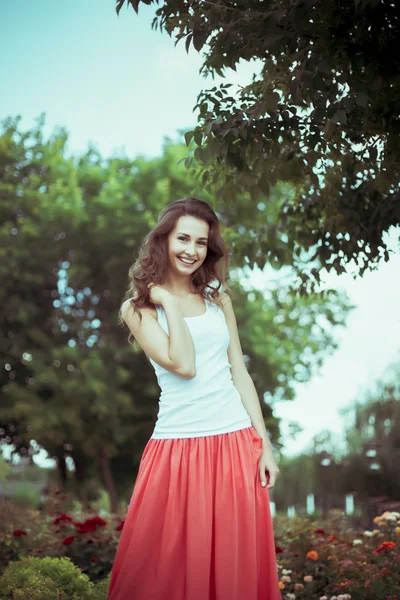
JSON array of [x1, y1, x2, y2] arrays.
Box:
[[73, 452, 91, 510], [56, 452, 67, 491], [99, 447, 118, 513]]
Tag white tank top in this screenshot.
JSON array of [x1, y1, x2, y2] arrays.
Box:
[[148, 297, 252, 438]]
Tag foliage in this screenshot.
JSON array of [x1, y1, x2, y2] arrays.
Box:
[[90, 575, 110, 600], [0, 556, 94, 600], [340, 363, 400, 504], [117, 0, 400, 287]]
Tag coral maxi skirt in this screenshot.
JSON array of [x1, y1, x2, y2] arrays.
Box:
[[107, 426, 282, 600]]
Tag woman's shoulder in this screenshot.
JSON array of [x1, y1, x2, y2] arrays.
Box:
[[121, 294, 158, 322]]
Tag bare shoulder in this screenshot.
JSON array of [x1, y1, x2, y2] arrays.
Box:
[[121, 296, 157, 324]]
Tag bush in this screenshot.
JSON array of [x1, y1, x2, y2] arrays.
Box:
[[0, 556, 94, 599], [91, 575, 111, 600]]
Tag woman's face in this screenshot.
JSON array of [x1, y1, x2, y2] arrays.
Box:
[[167, 215, 209, 275]]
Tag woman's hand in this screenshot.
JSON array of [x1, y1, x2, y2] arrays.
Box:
[[147, 284, 171, 305], [259, 451, 280, 489]]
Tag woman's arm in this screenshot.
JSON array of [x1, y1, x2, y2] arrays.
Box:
[[162, 293, 196, 377], [121, 293, 196, 379], [218, 292, 275, 455]]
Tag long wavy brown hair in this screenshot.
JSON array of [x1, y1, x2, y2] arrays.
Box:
[[119, 197, 232, 347]]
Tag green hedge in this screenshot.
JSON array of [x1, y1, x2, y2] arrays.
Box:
[[0, 556, 110, 600]]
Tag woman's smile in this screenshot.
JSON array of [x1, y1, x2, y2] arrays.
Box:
[[177, 256, 197, 266]]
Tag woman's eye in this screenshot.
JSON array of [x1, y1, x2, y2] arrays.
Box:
[[178, 237, 206, 245]]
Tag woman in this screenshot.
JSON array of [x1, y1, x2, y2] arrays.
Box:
[[108, 197, 282, 600]]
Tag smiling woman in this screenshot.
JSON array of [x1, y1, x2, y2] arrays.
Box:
[[109, 198, 282, 600]]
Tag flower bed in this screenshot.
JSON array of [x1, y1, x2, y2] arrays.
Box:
[[0, 496, 123, 583], [274, 510, 400, 600], [1, 494, 399, 598]]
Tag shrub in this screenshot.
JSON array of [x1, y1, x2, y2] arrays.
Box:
[[91, 575, 111, 600], [0, 556, 94, 599]]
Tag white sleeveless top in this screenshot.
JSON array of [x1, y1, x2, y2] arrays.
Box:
[[148, 297, 252, 439]]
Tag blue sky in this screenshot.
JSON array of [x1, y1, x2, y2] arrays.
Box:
[[2, 0, 400, 460]]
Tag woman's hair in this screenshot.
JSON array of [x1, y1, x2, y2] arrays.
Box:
[[119, 197, 232, 347]]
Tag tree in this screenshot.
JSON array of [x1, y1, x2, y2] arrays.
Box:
[[341, 364, 400, 503], [116, 0, 400, 287]]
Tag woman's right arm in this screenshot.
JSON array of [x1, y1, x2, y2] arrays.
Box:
[[121, 296, 196, 379]]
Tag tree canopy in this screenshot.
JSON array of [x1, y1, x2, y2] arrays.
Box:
[[117, 0, 400, 286]]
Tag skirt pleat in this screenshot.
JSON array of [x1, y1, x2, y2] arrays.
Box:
[[108, 426, 282, 600]]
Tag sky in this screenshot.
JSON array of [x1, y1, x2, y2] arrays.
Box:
[[1, 0, 399, 462]]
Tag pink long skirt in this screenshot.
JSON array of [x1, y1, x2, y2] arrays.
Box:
[[107, 426, 282, 600]]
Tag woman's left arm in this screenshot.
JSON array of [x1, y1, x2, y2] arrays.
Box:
[[218, 292, 280, 488]]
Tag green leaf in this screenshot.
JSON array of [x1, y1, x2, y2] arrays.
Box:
[[194, 131, 203, 146], [184, 131, 194, 146], [192, 29, 207, 52], [356, 93, 368, 108]]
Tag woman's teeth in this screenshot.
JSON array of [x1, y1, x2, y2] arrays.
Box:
[[178, 257, 196, 265]]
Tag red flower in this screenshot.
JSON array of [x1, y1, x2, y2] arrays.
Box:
[[62, 536, 75, 546], [53, 514, 73, 525], [87, 516, 107, 527], [115, 520, 125, 531], [315, 528, 325, 535], [91, 556, 100, 563], [75, 516, 107, 534], [275, 546, 284, 554], [13, 530, 27, 537], [328, 535, 337, 541], [375, 541, 397, 554], [76, 523, 97, 534]]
